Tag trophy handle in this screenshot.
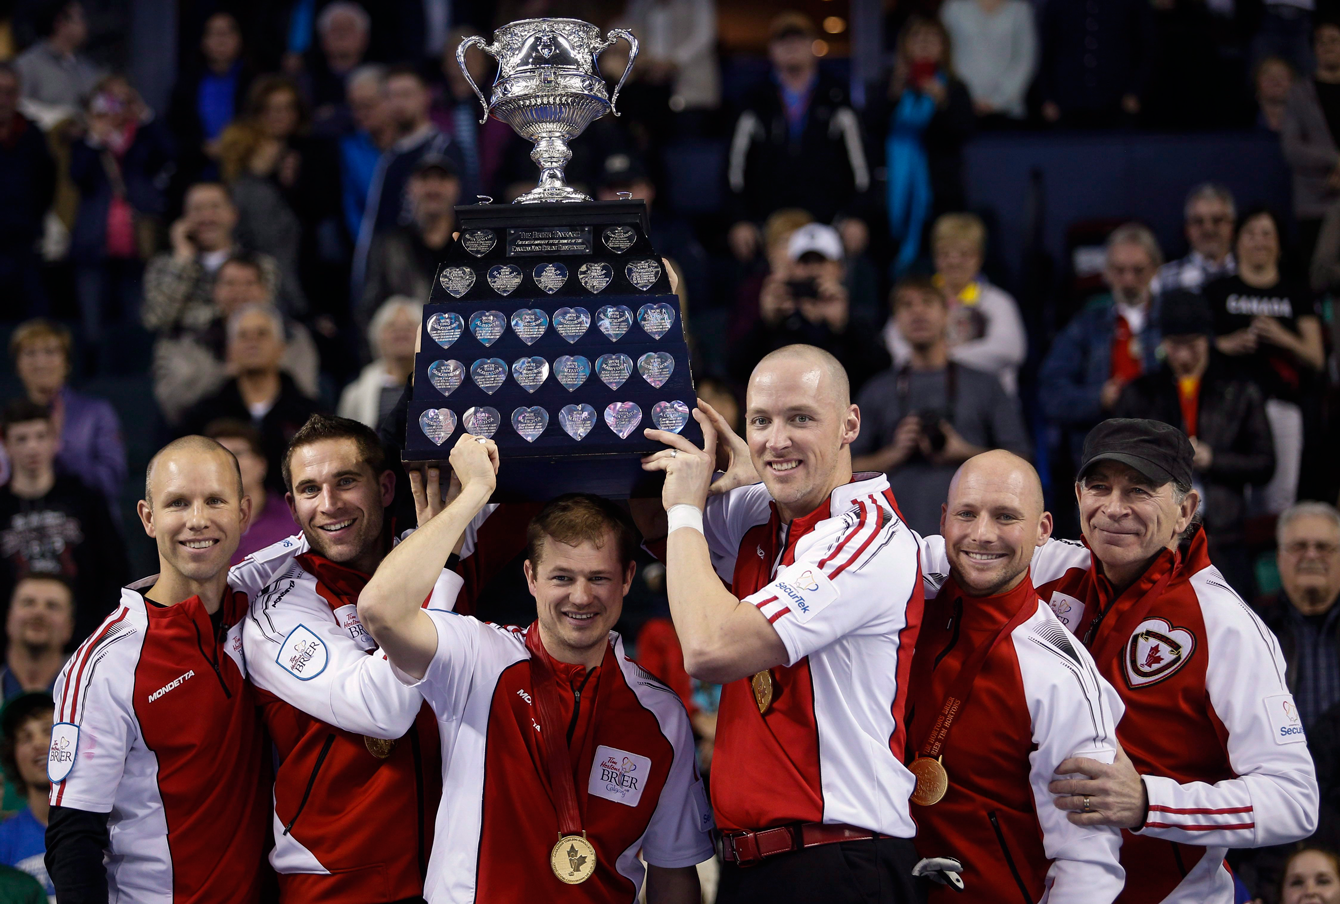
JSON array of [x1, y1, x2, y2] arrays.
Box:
[[456, 35, 497, 125], [600, 28, 640, 117]]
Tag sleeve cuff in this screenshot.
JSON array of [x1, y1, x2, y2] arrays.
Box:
[[1132, 774, 1177, 836], [427, 569, 465, 612]]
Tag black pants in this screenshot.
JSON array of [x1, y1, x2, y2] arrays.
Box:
[[717, 836, 925, 904]]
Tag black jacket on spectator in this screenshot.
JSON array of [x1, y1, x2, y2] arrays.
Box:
[[165, 63, 255, 192], [1039, 0, 1156, 120], [179, 373, 324, 493], [726, 71, 872, 225], [1114, 356, 1274, 547], [0, 474, 129, 647], [68, 117, 176, 263], [863, 77, 975, 221], [728, 310, 892, 399], [1254, 593, 1340, 701], [0, 113, 56, 253]]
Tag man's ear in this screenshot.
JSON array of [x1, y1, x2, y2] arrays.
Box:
[[380, 469, 396, 508], [1176, 489, 1200, 534], [137, 499, 155, 538], [1038, 511, 1054, 545]]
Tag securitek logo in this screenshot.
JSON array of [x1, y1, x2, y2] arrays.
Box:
[[1280, 699, 1304, 739]]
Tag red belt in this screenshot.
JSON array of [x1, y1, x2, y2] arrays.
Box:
[[720, 822, 876, 867]]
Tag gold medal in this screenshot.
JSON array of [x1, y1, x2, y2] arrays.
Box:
[[908, 756, 949, 807], [364, 736, 396, 759], [551, 833, 597, 884], [752, 670, 774, 714]]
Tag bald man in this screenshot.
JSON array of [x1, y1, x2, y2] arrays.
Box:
[[905, 451, 1125, 902], [638, 343, 926, 904], [45, 437, 269, 904]]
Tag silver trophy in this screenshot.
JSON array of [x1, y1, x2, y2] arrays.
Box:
[[457, 19, 639, 203]]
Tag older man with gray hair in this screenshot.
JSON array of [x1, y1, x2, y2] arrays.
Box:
[[179, 303, 324, 492], [1155, 183, 1238, 295]]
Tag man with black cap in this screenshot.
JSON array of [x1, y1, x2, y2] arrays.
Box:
[[1114, 291, 1275, 595], [358, 153, 459, 333], [1017, 419, 1316, 903]]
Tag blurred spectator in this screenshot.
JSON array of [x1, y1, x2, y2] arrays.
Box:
[[884, 213, 1026, 393], [1039, 223, 1164, 459], [725, 13, 870, 263], [865, 16, 973, 273], [69, 74, 174, 356], [204, 419, 297, 564], [1114, 291, 1274, 595], [728, 208, 812, 343], [620, 0, 721, 112], [727, 223, 891, 394], [1154, 183, 1238, 294], [1038, 0, 1155, 127], [433, 28, 519, 202], [151, 252, 320, 424], [1311, 195, 1340, 293], [1258, 56, 1297, 133], [0, 692, 55, 898], [1255, 502, 1340, 730], [166, 12, 253, 190], [1277, 848, 1340, 903], [1204, 207, 1323, 513], [358, 154, 458, 330], [339, 295, 419, 429], [0, 576, 73, 697], [302, 1, 370, 136], [939, 0, 1036, 123], [179, 304, 323, 492], [13, 0, 102, 127], [694, 376, 740, 432], [1283, 20, 1340, 262], [340, 64, 396, 241], [353, 65, 466, 294], [0, 866, 43, 904], [1255, 0, 1317, 78], [9, 320, 126, 512], [850, 276, 1029, 535], [0, 400, 126, 646], [0, 64, 57, 317], [637, 612, 721, 771]]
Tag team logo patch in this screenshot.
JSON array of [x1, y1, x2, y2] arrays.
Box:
[[588, 745, 652, 808], [1123, 618, 1196, 688], [1265, 693, 1307, 745], [277, 625, 329, 680], [1047, 591, 1084, 629], [48, 723, 78, 783], [332, 604, 376, 651], [773, 562, 839, 623]]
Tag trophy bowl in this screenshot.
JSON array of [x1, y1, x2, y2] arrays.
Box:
[[458, 19, 639, 203]]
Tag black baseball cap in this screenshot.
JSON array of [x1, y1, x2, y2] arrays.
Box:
[[1159, 290, 1215, 338], [1078, 418, 1194, 488], [413, 154, 459, 178]]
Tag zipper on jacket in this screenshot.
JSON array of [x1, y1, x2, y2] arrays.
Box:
[[931, 598, 964, 672], [284, 733, 336, 836], [1171, 841, 1188, 878], [988, 811, 1033, 904], [566, 669, 596, 746], [191, 614, 232, 698]]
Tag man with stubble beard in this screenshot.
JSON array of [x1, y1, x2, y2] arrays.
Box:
[[229, 413, 458, 903]]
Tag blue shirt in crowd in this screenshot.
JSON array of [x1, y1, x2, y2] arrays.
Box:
[[0, 807, 52, 900]]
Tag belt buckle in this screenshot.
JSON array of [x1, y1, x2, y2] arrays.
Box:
[[721, 831, 765, 867]]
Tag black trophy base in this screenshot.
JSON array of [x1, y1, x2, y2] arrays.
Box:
[[403, 453, 666, 502]]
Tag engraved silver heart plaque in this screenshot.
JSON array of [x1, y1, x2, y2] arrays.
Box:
[[596, 305, 633, 342], [470, 357, 507, 394], [625, 259, 661, 291], [602, 225, 636, 254], [595, 353, 633, 390], [469, 310, 506, 346], [637, 302, 676, 340], [487, 264, 523, 296], [559, 403, 597, 441], [533, 262, 568, 294], [427, 359, 464, 396], [427, 312, 464, 349], [651, 400, 690, 434], [604, 401, 643, 439], [578, 262, 613, 294], [461, 229, 496, 257], [553, 306, 591, 343], [511, 406, 549, 443], [510, 308, 549, 345], [554, 355, 592, 391], [637, 351, 674, 388], [463, 406, 500, 438], [440, 266, 476, 298], [511, 356, 549, 393], [418, 408, 457, 445]]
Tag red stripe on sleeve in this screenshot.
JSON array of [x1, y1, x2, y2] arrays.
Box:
[[63, 608, 130, 725], [1144, 822, 1255, 832], [827, 497, 886, 580], [751, 595, 778, 610], [1147, 805, 1254, 815], [768, 608, 790, 624], [817, 502, 869, 569]]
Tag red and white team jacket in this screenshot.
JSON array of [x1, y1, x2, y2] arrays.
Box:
[[230, 534, 459, 903], [397, 610, 715, 903], [920, 529, 1319, 904], [907, 574, 1125, 904], [47, 580, 268, 903], [702, 473, 924, 836]]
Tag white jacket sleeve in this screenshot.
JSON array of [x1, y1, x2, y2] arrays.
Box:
[[703, 483, 773, 584], [1015, 610, 1126, 904], [1135, 571, 1319, 848]]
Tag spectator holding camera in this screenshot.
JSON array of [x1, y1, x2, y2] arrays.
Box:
[[727, 223, 890, 395], [850, 276, 1029, 535]]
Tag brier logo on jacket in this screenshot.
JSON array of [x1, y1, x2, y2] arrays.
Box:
[[588, 745, 652, 807]]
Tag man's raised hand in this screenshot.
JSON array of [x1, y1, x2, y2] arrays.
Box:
[[642, 408, 718, 512]]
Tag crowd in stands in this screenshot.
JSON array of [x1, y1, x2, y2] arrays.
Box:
[[4, 0, 1340, 898]]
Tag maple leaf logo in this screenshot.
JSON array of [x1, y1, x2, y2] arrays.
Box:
[[1142, 644, 1164, 670], [567, 845, 587, 873]]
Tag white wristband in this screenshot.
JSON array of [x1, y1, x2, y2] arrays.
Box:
[[666, 504, 705, 536]]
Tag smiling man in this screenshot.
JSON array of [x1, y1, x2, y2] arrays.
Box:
[[358, 436, 712, 904], [228, 413, 448, 903], [44, 436, 267, 904], [637, 343, 925, 904], [905, 451, 1124, 902]]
